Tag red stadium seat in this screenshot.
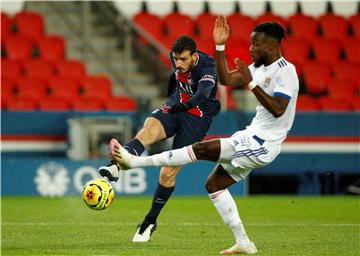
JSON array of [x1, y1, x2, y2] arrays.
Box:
[[255, 12, 287, 29], [3, 34, 34, 61], [312, 38, 342, 65], [55, 60, 86, 82], [333, 62, 360, 83], [1, 59, 22, 80], [318, 96, 352, 111], [195, 38, 214, 57], [287, 13, 319, 41], [80, 75, 112, 99], [38, 97, 71, 111], [195, 12, 217, 40], [23, 59, 55, 81], [14, 11, 44, 41], [1, 12, 12, 40], [163, 12, 195, 38], [37, 35, 65, 61], [1, 77, 17, 100], [319, 13, 350, 40], [282, 38, 311, 70], [103, 96, 137, 112], [342, 38, 360, 64], [349, 13, 360, 39], [6, 97, 37, 111], [71, 98, 103, 112], [327, 80, 358, 100], [48, 77, 80, 99], [302, 62, 332, 95], [133, 12, 164, 42], [16, 78, 48, 99], [349, 97, 360, 111], [226, 43, 252, 68], [296, 95, 320, 112], [226, 13, 255, 42]]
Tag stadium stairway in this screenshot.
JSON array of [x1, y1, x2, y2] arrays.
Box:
[[23, 1, 161, 100]]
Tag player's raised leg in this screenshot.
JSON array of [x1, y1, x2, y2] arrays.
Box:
[[98, 117, 166, 181]]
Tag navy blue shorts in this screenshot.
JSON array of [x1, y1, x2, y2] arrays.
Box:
[[150, 108, 213, 149]]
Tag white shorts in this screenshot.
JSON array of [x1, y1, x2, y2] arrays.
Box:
[[218, 130, 281, 182]]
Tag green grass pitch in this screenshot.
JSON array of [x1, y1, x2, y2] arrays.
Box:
[[1, 196, 359, 255]]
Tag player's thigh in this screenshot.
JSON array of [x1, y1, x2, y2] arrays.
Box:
[[137, 110, 177, 146], [159, 166, 181, 186], [173, 113, 212, 149]]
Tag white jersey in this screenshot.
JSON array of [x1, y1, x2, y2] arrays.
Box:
[[246, 57, 299, 143]]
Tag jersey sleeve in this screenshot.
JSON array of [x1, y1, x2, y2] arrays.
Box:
[[273, 66, 299, 100], [188, 66, 217, 106]]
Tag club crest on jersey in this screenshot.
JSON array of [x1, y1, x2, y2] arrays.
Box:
[[263, 77, 271, 88]]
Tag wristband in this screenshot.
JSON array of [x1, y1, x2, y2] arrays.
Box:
[[215, 44, 225, 51], [247, 80, 258, 90]]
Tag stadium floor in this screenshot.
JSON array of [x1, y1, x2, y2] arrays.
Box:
[[2, 196, 359, 255]]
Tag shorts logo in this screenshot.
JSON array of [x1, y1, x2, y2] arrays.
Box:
[[168, 151, 173, 159]]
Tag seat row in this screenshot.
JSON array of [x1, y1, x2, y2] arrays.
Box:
[[2, 96, 137, 112], [134, 10, 360, 44]]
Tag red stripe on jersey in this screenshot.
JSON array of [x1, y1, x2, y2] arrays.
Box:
[[180, 92, 203, 117]]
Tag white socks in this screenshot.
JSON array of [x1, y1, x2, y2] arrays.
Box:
[[209, 189, 251, 246], [129, 146, 197, 167]]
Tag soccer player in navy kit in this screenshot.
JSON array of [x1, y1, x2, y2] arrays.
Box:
[[99, 35, 220, 242]]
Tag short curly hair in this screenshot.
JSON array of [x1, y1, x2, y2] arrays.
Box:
[[253, 22, 286, 43], [171, 35, 197, 54]]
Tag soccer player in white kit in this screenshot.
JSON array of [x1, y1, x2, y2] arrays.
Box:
[[112, 16, 299, 255]]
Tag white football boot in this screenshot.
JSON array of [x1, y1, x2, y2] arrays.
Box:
[[98, 162, 119, 182], [132, 221, 157, 242], [219, 242, 258, 255], [98, 138, 122, 181]]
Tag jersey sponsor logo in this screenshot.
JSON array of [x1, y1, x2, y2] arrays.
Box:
[[264, 77, 271, 88], [179, 82, 194, 95]]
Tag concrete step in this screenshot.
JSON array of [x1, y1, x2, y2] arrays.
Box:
[[232, 90, 258, 111], [128, 83, 160, 99]]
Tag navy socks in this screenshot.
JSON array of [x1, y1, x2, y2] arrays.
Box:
[[145, 183, 175, 224], [124, 138, 145, 156]]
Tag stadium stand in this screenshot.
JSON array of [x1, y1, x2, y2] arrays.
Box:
[[2, 2, 359, 115], [1, 9, 135, 113]]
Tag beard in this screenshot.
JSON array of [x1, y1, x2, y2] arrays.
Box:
[[253, 55, 267, 68]]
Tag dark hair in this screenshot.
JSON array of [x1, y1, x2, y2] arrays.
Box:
[[253, 22, 286, 43], [171, 35, 197, 54]]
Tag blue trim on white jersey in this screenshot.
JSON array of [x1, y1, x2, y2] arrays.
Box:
[[232, 147, 269, 159], [277, 59, 287, 68], [274, 92, 291, 100]]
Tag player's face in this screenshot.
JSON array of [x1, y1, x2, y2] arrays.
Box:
[[249, 32, 271, 67], [173, 50, 197, 73]]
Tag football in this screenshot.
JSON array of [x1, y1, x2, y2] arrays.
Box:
[[82, 179, 115, 210]]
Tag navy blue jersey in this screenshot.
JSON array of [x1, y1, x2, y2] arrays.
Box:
[[167, 51, 220, 118]]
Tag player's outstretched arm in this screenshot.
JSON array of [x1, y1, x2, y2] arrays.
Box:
[[214, 16, 243, 86]]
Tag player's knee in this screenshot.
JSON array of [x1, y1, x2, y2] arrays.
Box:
[[192, 142, 209, 158], [159, 169, 177, 184], [205, 179, 218, 193]]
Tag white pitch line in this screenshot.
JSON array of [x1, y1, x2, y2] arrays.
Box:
[[2, 222, 359, 227]]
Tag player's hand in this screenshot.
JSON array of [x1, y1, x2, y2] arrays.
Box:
[[235, 58, 252, 85], [169, 102, 192, 114], [213, 15, 230, 45]]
